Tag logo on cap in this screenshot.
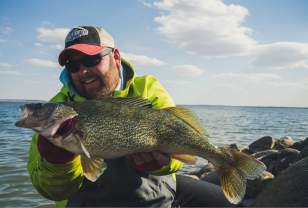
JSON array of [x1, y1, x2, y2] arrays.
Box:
[[65, 27, 89, 44]]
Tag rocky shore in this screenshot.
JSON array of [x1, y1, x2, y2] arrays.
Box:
[[189, 136, 308, 207]]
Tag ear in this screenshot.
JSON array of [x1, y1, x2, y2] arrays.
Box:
[[112, 48, 121, 69]]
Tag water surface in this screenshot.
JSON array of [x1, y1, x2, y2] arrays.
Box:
[[1, 101, 307, 207]]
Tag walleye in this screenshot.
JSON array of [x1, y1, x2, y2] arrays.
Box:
[[15, 97, 266, 204]]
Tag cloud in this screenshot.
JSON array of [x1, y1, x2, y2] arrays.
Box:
[[152, 0, 256, 56], [140, 0, 153, 7], [165, 79, 191, 85], [150, 1, 308, 71], [0, 62, 19, 75], [35, 26, 69, 50], [213, 72, 282, 83], [0, 62, 13, 68], [121, 52, 166, 67], [0, 70, 21, 76], [252, 42, 308, 69], [0, 22, 13, 43], [37, 27, 69, 44], [25, 58, 59, 68], [173, 64, 204, 77]]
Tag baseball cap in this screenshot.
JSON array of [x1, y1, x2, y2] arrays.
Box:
[[58, 26, 115, 66]]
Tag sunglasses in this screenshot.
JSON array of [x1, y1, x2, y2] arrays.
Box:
[[65, 47, 113, 73]]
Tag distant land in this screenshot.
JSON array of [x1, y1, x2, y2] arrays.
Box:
[[0, 99, 46, 103], [0, 99, 307, 109], [180, 104, 308, 109]]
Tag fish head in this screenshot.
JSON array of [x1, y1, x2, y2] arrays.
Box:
[[15, 102, 79, 138]]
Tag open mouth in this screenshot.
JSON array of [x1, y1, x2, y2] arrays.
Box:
[[55, 117, 77, 138], [39, 115, 78, 138]]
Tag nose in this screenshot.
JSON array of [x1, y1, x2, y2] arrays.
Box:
[[77, 64, 90, 74]]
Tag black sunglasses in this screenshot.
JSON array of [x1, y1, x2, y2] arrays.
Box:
[[65, 47, 113, 73]]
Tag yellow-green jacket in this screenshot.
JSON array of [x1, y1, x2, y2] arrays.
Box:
[[27, 59, 183, 207]]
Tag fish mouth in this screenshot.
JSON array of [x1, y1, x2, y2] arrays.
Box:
[[15, 106, 33, 127], [55, 116, 78, 138], [40, 115, 78, 138]]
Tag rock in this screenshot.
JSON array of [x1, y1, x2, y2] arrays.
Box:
[[200, 171, 220, 185], [241, 148, 253, 155], [280, 136, 295, 147], [229, 143, 244, 152], [239, 198, 254, 207], [248, 136, 276, 153], [291, 137, 308, 151], [299, 145, 308, 159], [260, 148, 300, 175], [273, 136, 294, 150], [183, 174, 200, 180], [245, 171, 274, 198], [189, 164, 214, 178], [273, 148, 300, 175], [253, 157, 308, 206], [256, 150, 280, 173], [252, 150, 279, 160]]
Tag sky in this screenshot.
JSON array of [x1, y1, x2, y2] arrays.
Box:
[[1, 0, 308, 107]]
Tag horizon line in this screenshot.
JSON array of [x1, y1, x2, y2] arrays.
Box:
[[1, 98, 308, 109]]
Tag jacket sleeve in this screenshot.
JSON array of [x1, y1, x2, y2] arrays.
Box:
[[27, 87, 84, 201], [27, 133, 83, 200], [135, 75, 184, 175]]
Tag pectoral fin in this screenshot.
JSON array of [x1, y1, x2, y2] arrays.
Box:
[[80, 141, 91, 158], [80, 155, 106, 182], [75, 133, 106, 182]]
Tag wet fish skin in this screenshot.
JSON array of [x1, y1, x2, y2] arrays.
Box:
[[15, 97, 266, 204]]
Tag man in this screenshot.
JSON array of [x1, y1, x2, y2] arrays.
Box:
[[27, 26, 232, 207]]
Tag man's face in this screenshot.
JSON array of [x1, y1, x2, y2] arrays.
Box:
[[66, 49, 121, 99]]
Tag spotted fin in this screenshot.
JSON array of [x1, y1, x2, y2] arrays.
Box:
[[217, 148, 266, 204], [100, 97, 152, 108], [80, 156, 106, 182], [79, 139, 106, 182]]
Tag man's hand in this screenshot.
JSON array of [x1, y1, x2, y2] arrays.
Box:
[[127, 151, 170, 172], [38, 135, 76, 164]]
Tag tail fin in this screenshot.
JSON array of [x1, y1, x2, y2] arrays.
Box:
[[217, 148, 266, 204]]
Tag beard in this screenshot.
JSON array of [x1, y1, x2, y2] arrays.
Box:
[[87, 59, 120, 99]]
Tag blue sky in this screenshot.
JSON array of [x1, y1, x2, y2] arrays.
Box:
[[1, 0, 308, 107]]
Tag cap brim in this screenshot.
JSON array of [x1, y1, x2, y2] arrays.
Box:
[[58, 44, 105, 66]]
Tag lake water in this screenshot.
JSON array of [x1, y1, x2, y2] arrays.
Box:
[[1, 101, 308, 207]]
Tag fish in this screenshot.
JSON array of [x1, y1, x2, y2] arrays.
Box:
[[15, 97, 266, 204]]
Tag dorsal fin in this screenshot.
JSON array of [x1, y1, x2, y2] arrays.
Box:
[[66, 97, 152, 109], [110, 97, 152, 107], [97, 97, 152, 108], [165, 107, 207, 135]]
